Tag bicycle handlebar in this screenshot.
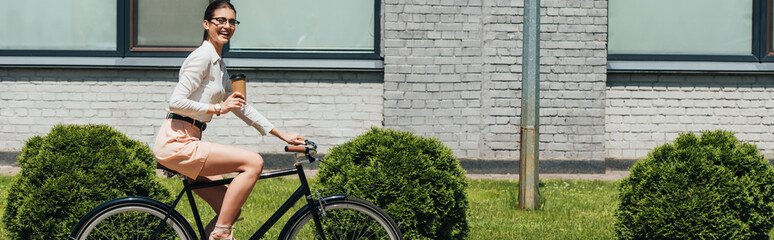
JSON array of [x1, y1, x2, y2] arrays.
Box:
[[284, 146, 307, 153], [284, 140, 317, 153], [285, 140, 318, 165]]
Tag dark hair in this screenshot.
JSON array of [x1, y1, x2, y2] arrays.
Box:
[[203, 0, 236, 41]]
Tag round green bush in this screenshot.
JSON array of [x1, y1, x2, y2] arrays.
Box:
[[615, 130, 774, 239], [2, 124, 172, 239], [316, 127, 469, 240]]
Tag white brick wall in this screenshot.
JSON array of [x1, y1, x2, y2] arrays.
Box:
[[3, 0, 616, 166], [0, 68, 383, 154], [606, 73, 774, 160], [383, 0, 608, 160], [383, 0, 485, 158]]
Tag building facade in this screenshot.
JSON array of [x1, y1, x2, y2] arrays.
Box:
[[1, 0, 773, 173]]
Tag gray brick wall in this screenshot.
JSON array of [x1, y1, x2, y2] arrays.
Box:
[[606, 73, 774, 159], [2, 0, 612, 169], [383, 0, 608, 160], [0, 68, 383, 154]]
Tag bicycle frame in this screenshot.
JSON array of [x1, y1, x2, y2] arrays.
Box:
[[154, 163, 328, 240]]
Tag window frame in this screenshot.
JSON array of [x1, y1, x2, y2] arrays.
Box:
[[127, 0, 202, 56], [760, 0, 774, 61], [223, 0, 382, 60], [0, 0, 382, 60], [608, 0, 770, 63]]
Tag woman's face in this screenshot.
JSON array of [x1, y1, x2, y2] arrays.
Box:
[[203, 8, 237, 47]]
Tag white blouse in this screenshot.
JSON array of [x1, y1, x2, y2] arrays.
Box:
[[168, 41, 274, 135]]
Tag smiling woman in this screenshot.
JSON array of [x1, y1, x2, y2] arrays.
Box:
[[152, 1, 306, 240], [201, 4, 237, 56]]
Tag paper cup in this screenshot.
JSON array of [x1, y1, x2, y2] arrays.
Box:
[[230, 73, 246, 100]]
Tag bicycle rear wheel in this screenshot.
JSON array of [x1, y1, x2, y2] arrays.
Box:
[[71, 197, 195, 240], [280, 196, 402, 240]]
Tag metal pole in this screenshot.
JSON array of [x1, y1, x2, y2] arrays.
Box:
[[519, 0, 540, 210]]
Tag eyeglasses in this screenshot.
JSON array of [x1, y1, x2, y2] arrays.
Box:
[[209, 17, 240, 27]]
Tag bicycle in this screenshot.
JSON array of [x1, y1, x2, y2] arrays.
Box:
[[69, 140, 403, 240]]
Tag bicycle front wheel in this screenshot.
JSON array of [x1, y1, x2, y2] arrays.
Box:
[[71, 197, 195, 240], [280, 196, 402, 240]]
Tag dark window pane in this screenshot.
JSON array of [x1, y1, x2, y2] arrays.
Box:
[[134, 0, 209, 49]]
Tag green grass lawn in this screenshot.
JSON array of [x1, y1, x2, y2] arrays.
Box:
[[0, 175, 620, 239], [0, 175, 12, 239], [469, 179, 618, 239]]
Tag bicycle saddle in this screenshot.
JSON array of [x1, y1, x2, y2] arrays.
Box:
[[156, 164, 186, 179]]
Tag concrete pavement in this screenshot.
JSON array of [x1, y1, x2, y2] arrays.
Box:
[[467, 170, 629, 181]]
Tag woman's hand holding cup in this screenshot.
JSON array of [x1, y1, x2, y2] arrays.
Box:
[[222, 92, 246, 113]]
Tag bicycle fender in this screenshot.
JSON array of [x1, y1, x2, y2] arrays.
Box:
[[318, 193, 347, 202], [287, 193, 348, 219], [68, 196, 194, 239]]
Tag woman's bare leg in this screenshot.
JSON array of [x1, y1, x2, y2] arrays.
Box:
[[197, 142, 264, 237], [188, 175, 231, 236]]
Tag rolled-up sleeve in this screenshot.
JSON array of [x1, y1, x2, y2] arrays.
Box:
[[232, 105, 275, 135], [222, 79, 274, 135], [169, 53, 210, 115]]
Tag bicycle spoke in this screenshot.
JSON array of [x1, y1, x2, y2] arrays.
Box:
[[350, 212, 362, 240], [336, 214, 344, 240], [283, 198, 400, 240], [94, 226, 113, 240], [73, 202, 190, 240], [351, 212, 363, 240], [103, 214, 117, 239], [137, 212, 149, 240], [108, 215, 121, 240], [357, 220, 377, 240], [356, 214, 372, 239]]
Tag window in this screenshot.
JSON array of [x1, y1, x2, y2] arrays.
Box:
[[131, 0, 209, 52], [608, 0, 772, 62], [0, 0, 381, 60], [228, 0, 378, 59], [0, 0, 117, 55], [609, 0, 751, 56]]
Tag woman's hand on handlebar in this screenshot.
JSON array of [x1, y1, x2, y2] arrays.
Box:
[[221, 92, 246, 113], [283, 132, 305, 145], [270, 128, 305, 145]]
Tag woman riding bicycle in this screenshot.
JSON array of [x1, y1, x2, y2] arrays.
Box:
[[152, 1, 304, 239]]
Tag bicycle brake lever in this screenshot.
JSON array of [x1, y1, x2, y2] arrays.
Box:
[[305, 140, 317, 150]]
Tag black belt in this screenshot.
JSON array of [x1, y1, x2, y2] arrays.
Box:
[[167, 113, 207, 131]]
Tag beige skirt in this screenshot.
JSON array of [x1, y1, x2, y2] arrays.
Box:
[[153, 118, 212, 178]]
